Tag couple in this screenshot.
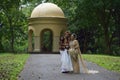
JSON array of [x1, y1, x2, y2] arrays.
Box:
[[59, 31, 85, 73]]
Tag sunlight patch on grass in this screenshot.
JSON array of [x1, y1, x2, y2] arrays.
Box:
[[82, 54, 120, 72]]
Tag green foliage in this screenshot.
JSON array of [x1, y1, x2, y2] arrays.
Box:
[[41, 31, 53, 51], [0, 53, 29, 80], [83, 54, 120, 72], [50, 0, 120, 55], [0, 0, 28, 52], [0, 0, 119, 55]]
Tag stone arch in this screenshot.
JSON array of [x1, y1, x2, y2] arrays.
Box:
[[40, 29, 53, 52], [28, 29, 34, 52], [28, 3, 67, 53]]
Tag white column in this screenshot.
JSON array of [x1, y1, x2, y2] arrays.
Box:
[[28, 33, 33, 52], [53, 36, 59, 52], [34, 36, 40, 52]]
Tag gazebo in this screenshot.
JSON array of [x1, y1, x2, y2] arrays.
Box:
[[28, 3, 67, 53]]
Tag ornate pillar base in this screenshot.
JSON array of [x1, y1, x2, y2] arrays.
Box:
[[33, 49, 40, 52]]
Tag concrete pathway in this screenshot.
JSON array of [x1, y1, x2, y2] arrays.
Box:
[[18, 54, 120, 80]]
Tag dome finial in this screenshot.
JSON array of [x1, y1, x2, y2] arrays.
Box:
[[42, 0, 46, 3]]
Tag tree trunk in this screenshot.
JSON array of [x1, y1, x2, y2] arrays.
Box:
[[103, 25, 111, 54], [98, 4, 111, 54], [0, 38, 4, 52], [83, 31, 87, 53], [9, 20, 14, 53]]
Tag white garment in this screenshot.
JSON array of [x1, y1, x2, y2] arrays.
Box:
[[60, 49, 73, 72]]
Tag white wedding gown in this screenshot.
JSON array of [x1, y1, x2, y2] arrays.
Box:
[[60, 49, 73, 72]]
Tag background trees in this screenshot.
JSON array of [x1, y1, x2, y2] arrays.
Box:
[[0, 0, 119, 55], [0, 0, 28, 52]]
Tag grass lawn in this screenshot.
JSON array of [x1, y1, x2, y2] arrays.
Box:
[[0, 53, 29, 80], [82, 54, 120, 72]]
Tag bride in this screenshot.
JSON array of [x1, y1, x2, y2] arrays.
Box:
[[69, 33, 88, 73]]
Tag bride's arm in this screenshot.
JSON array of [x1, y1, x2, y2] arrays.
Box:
[[74, 40, 80, 49], [74, 40, 82, 54]]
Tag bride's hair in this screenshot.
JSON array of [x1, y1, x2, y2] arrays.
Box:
[[72, 33, 77, 39]]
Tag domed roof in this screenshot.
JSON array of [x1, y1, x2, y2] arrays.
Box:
[[31, 3, 65, 18]]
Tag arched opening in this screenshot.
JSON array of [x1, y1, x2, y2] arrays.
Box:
[[40, 29, 53, 52], [28, 29, 34, 52]]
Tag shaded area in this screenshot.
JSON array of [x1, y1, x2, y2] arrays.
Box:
[[41, 29, 53, 52]]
